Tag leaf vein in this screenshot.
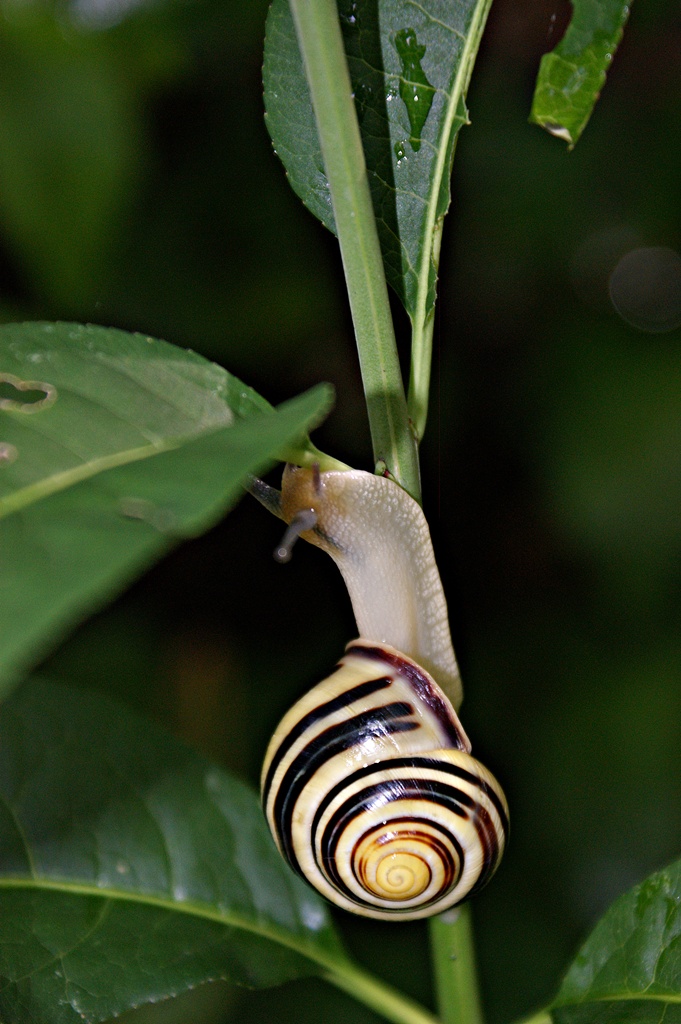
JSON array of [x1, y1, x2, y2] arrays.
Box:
[[0, 795, 37, 879], [403, 1, 465, 41]]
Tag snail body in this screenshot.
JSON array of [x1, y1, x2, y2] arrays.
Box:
[[252, 466, 508, 920], [252, 464, 462, 708]]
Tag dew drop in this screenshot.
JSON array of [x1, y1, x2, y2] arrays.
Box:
[[0, 442, 18, 465], [300, 900, 327, 931], [340, 0, 357, 26], [439, 906, 461, 925]]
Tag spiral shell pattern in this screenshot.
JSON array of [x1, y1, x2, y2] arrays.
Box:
[[261, 641, 509, 921]]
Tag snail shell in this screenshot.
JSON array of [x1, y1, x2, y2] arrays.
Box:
[[253, 467, 509, 920], [261, 640, 508, 921]]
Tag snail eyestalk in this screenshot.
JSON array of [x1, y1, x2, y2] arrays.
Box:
[[274, 509, 318, 563]]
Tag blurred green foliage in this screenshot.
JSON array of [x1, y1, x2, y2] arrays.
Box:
[[0, 0, 679, 1022]]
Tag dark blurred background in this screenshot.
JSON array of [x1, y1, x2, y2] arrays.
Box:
[[1, 0, 680, 1021]]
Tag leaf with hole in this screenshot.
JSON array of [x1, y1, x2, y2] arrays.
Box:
[[0, 678, 346, 1023], [0, 321, 333, 698]]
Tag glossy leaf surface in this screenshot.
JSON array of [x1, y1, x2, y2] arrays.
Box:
[[264, 0, 492, 321], [0, 678, 344, 1023], [0, 322, 332, 697], [551, 857, 681, 1024], [530, 0, 631, 146]]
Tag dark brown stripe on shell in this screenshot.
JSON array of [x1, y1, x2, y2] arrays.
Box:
[[465, 803, 504, 897], [317, 776, 503, 910], [310, 755, 508, 852], [262, 672, 393, 808], [319, 779, 468, 893], [352, 824, 458, 900], [324, 805, 464, 912], [347, 643, 466, 750], [272, 704, 419, 876]]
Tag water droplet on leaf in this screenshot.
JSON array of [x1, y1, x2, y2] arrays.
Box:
[[0, 442, 18, 465], [340, 0, 358, 26]]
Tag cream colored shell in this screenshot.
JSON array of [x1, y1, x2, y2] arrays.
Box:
[[261, 641, 508, 921]]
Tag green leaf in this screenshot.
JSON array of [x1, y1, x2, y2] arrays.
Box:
[[0, 322, 333, 697], [0, 678, 346, 1023], [530, 0, 631, 147], [264, 0, 493, 322], [551, 857, 681, 1024]]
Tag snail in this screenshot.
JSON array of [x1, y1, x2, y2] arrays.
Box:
[[251, 465, 508, 921]]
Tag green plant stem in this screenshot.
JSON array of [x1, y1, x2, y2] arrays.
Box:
[[287, 0, 421, 501], [429, 906, 485, 1024]]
